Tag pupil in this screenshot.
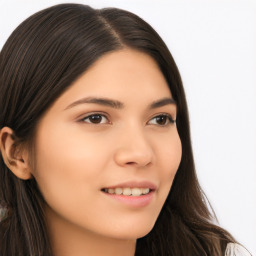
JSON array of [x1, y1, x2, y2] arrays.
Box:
[[156, 116, 167, 125], [89, 115, 102, 123]]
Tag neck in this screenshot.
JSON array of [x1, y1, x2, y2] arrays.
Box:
[[45, 207, 136, 256]]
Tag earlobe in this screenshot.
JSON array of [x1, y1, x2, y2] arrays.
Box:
[[0, 127, 32, 180]]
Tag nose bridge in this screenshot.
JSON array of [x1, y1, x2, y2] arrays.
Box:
[[114, 122, 154, 167]]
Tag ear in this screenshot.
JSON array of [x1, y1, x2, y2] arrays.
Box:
[[0, 127, 32, 180]]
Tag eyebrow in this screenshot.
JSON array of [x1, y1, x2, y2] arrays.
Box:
[[149, 97, 176, 109], [64, 97, 124, 110], [64, 96, 176, 110]]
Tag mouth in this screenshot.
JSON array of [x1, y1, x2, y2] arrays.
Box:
[[100, 181, 157, 207], [101, 187, 152, 196], [101, 187, 155, 207]]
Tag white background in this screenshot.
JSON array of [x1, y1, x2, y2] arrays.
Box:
[[0, 0, 255, 254]]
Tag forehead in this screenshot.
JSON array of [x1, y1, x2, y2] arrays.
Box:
[[52, 49, 172, 110]]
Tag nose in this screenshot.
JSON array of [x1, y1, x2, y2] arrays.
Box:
[[113, 127, 154, 168]]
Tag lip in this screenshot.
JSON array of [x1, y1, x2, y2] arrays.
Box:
[[103, 191, 154, 207], [101, 181, 157, 208], [102, 181, 157, 190]]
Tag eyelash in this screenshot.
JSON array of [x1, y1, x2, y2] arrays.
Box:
[[79, 113, 175, 126], [148, 114, 175, 126], [80, 113, 110, 125]]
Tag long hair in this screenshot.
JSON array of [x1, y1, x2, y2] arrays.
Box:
[[0, 4, 236, 255]]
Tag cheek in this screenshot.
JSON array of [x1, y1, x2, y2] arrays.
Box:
[[35, 121, 109, 171], [158, 131, 182, 175], [32, 124, 111, 206], [156, 131, 182, 197]]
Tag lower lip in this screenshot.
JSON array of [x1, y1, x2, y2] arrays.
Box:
[[102, 191, 154, 207]]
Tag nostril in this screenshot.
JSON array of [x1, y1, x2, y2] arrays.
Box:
[[126, 162, 135, 165], [126, 161, 151, 167]]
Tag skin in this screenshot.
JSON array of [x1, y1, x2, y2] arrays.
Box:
[[1, 49, 182, 256]]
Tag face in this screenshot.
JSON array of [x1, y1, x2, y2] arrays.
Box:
[[32, 49, 182, 240]]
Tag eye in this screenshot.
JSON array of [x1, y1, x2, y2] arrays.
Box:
[[148, 114, 175, 126], [81, 114, 109, 124]]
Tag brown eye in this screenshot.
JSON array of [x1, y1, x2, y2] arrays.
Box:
[[148, 114, 174, 126], [155, 115, 168, 125], [83, 114, 108, 124]]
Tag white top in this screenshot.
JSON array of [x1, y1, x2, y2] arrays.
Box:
[[225, 243, 251, 256]]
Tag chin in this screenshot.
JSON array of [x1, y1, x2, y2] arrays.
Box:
[[106, 221, 156, 240]]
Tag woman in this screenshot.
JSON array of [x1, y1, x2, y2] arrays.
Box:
[[0, 3, 251, 256]]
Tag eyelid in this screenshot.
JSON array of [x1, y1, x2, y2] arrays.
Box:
[[78, 112, 111, 124], [147, 113, 176, 126]]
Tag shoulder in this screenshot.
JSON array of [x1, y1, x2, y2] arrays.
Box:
[[225, 243, 251, 256]]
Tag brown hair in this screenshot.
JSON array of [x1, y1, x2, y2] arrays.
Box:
[[0, 4, 236, 255]]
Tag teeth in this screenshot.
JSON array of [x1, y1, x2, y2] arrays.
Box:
[[141, 188, 150, 194], [104, 187, 151, 196], [123, 188, 132, 196], [115, 188, 122, 195], [108, 188, 115, 194], [131, 188, 141, 196]]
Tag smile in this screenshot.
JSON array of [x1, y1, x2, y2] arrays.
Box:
[[101, 189, 155, 208], [102, 187, 151, 196]]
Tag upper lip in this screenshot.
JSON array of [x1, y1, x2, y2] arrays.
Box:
[[102, 181, 157, 191]]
